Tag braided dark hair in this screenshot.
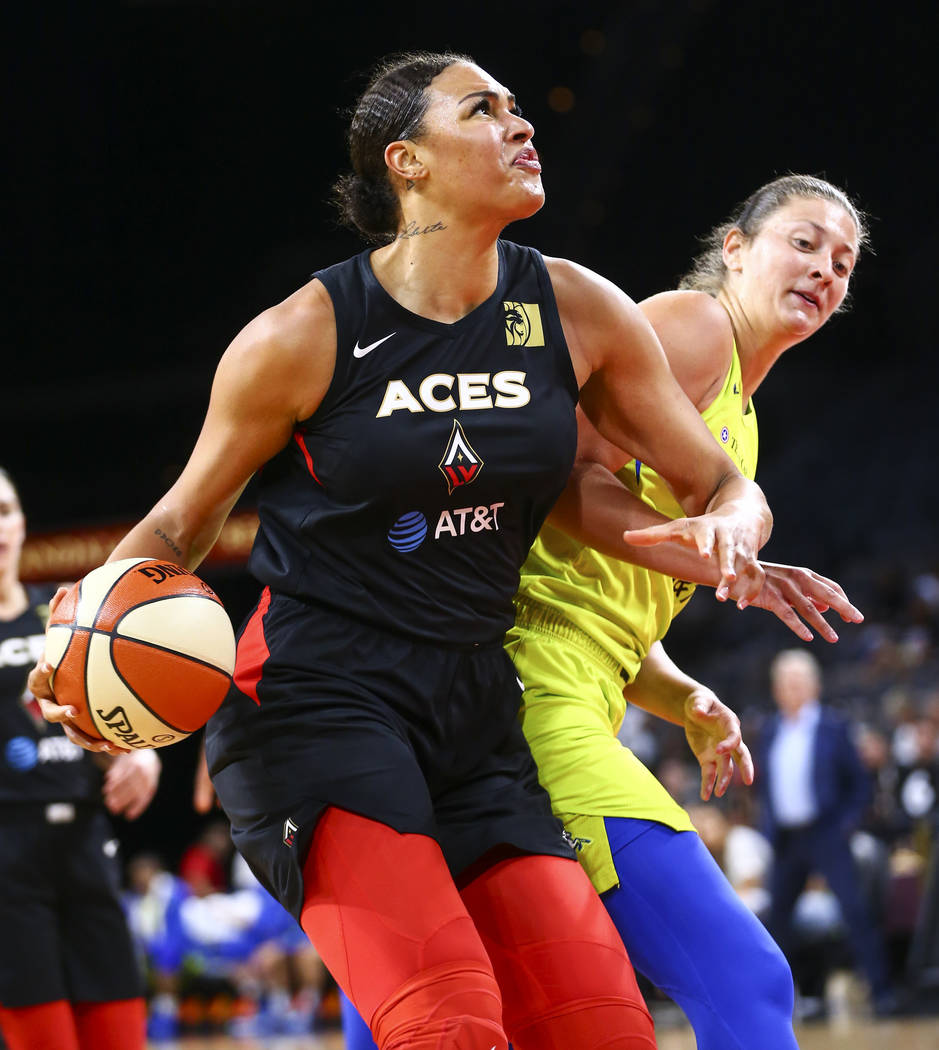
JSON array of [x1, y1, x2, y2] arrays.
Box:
[[332, 50, 474, 245]]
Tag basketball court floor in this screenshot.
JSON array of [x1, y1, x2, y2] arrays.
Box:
[[153, 1013, 939, 1050]]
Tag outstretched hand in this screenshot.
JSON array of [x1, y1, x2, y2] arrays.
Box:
[[623, 506, 766, 608], [683, 690, 754, 801], [739, 562, 863, 643]]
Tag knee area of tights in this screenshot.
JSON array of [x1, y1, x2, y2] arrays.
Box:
[[380, 1016, 507, 1050], [372, 964, 505, 1050], [735, 941, 796, 1010]]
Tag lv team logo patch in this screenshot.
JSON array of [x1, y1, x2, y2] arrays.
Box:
[[283, 818, 299, 847], [503, 301, 544, 347], [439, 420, 484, 493]]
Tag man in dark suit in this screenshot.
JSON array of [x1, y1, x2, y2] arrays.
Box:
[[757, 649, 896, 1016]]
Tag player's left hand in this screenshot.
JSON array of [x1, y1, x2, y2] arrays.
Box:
[[683, 690, 754, 800], [748, 562, 863, 643], [102, 749, 162, 820], [624, 506, 766, 607]]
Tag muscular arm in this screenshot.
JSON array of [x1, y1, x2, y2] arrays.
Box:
[[547, 410, 748, 586], [548, 453, 862, 639], [30, 280, 337, 744], [548, 289, 737, 579], [547, 258, 772, 595], [108, 281, 336, 569]]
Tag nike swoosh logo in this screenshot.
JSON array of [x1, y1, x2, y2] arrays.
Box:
[[353, 332, 396, 358]]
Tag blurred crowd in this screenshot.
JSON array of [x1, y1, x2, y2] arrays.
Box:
[[625, 555, 939, 1020], [122, 818, 334, 1041]]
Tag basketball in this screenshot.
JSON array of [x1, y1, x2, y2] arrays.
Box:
[[43, 557, 237, 749]]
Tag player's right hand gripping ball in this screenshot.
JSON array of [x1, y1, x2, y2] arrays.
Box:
[[45, 558, 236, 749]]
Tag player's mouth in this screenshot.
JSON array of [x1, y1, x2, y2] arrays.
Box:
[[513, 146, 541, 172], [793, 289, 820, 309]]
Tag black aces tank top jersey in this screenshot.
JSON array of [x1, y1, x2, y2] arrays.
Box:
[[0, 589, 101, 805], [248, 240, 579, 646]]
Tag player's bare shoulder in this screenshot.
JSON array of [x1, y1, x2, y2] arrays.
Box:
[[542, 256, 644, 383], [218, 277, 337, 422], [543, 256, 629, 316], [639, 290, 733, 410]]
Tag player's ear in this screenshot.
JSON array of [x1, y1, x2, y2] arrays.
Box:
[[385, 140, 426, 188], [722, 227, 746, 273]]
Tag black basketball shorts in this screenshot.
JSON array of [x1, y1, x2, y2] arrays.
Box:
[[205, 590, 574, 920], [0, 805, 143, 1007]]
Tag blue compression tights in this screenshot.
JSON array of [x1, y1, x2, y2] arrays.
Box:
[[601, 818, 798, 1050], [339, 818, 797, 1050], [340, 988, 377, 1050]]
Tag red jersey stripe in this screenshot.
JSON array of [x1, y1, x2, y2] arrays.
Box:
[[293, 432, 322, 484], [233, 586, 273, 705]]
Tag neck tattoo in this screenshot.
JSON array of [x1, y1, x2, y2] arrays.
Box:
[[397, 220, 447, 240]]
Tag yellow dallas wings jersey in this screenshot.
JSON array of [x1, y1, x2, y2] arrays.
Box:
[[509, 346, 758, 889], [516, 343, 758, 692]]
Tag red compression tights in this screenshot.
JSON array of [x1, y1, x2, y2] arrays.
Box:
[[0, 997, 145, 1050], [299, 807, 656, 1050], [460, 853, 656, 1049], [301, 807, 506, 1050]]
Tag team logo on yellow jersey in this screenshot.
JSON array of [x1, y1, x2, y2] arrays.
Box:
[[562, 828, 592, 854], [503, 301, 544, 347], [438, 420, 484, 493]]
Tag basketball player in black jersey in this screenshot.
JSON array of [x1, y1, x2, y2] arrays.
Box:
[[32, 52, 778, 1050], [0, 469, 160, 1050]]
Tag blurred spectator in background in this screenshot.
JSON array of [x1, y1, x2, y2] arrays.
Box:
[[856, 723, 905, 846], [0, 467, 159, 1050], [756, 648, 898, 1017], [124, 840, 326, 1040], [687, 801, 773, 920], [123, 852, 190, 1041], [178, 815, 234, 897], [896, 715, 939, 841]]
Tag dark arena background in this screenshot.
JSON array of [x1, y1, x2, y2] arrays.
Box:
[[6, 1, 939, 1046]]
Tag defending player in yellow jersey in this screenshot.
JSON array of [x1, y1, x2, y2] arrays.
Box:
[[513, 340, 757, 886], [507, 175, 869, 1049]]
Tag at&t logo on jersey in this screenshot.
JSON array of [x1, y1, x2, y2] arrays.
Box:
[[503, 301, 544, 347], [439, 421, 483, 493], [4, 735, 82, 772], [387, 503, 505, 553], [388, 512, 428, 552], [386, 414, 504, 553]]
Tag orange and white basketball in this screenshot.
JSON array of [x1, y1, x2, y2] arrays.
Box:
[[44, 558, 236, 749]]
